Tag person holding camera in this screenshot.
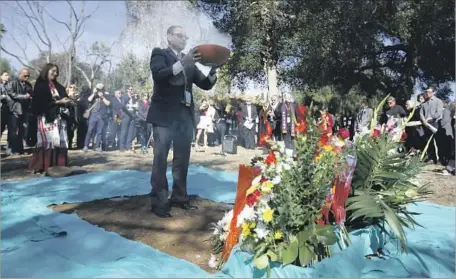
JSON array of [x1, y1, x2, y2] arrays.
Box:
[[83, 83, 111, 152]]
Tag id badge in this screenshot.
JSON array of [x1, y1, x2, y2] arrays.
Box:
[[184, 91, 191, 106], [287, 116, 291, 123]]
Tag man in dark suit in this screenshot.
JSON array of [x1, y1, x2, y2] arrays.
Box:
[[241, 96, 258, 149], [147, 25, 217, 218], [5, 68, 32, 155]]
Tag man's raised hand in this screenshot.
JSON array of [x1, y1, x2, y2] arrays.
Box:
[[181, 48, 201, 66]]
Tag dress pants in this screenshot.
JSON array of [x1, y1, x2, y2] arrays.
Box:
[[7, 113, 25, 154], [77, 119, 88, 149], [242, 125, 256, 149], [119, 115, 135, 150], [107, 119, 120, 149], [215, 121, 226, 145], [150, 106, 193, 214]]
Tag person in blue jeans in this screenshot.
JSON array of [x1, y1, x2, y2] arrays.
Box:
[[83, 84, 111, 152]]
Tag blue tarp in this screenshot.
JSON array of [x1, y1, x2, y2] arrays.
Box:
[[1, 166, 455, 278]]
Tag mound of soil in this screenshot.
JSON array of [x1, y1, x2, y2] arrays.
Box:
[[50, 195, 232, 272]]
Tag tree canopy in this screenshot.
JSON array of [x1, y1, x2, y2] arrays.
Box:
[[195, 0, 455, 102]]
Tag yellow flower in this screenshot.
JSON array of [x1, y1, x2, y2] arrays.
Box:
[[315, 153, 323, 162], [249, 222, 256, 229], [263, 181, 274, 189], [274, 231, 283, 240], [322, 144, 333, 152], [242, 223, 251, 237], [246, 185, 257, 196], [263, 208, 274, 223]]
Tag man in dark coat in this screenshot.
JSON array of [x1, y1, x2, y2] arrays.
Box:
[[147, 25, 217, 218], [5, 68, 32, 155]]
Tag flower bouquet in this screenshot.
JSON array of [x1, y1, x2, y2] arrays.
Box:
[[210, 96, 430, 274]]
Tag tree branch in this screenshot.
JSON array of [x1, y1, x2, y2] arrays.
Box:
[[0, 46, 39, 73]]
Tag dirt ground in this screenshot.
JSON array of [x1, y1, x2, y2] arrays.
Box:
[[1, 144, 455, 272]]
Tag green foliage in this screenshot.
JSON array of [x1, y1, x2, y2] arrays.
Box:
[[28, 51, 101, 87], [0, 58, 13, 75], [348, 132, 431, 251], [106, 53, 152, 96], [196, 0, 298, 88], [198, 0, 454, 102]]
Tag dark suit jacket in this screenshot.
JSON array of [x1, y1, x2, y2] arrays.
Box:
[[5, 78, 33, 116], [241, 104, 258, 124], [146, 47, 216, 127]]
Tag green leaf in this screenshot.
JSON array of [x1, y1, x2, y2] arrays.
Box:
[[298, 245, 313, 266], [297, 230, 310, 244], [404, 189, 417, 198], [253, 253, 269, 270], [315, 225, 338, 245], [282, 240, 299, 265], [266, 249, 278, 262]]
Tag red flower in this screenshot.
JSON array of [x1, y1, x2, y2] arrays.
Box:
[[253, 189, 262, 197], [260, 176, 268, 183], [400, 131, 407, 142], [319, 134, 330, 146], [265, 151, 276, 165], [246, 194, 257, 206], [296, 119, 307, 134], [338, 128, 350, 139], [297, 105, 307, 118], [372, 128, 380, 139]]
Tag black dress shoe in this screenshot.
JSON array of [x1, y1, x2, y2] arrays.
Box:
[[150, 206, 172, 218], [154, 211, 172, 218], [170, 201, 198, 210]]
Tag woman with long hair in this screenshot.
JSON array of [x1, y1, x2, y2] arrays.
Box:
[[29, 63, 72, 173]]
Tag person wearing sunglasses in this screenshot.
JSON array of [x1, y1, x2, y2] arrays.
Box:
[[5, 68, 33, 155], [146, 25, 218, 218]]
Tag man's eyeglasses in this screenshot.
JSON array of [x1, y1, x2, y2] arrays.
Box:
[[23, 75, 30, 78], [172, 33, 189, 40]]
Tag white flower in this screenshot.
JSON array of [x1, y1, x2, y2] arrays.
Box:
[[213, 228, 220, 235], [252, 175, 262, 186], [271, 176, 281, 185], [221, 210, 233, 225], [278, 161, 292, 171], [254, 222, 270, 239], [260, 194, 272, 203], [208, 254, 218, 268], [236, 205, 256, 227], [220, 232, 228, 241]]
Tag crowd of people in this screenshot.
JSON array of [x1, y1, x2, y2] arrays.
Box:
[[1, 65, 455, 176], [194, 88, 455, 175], [0, 65, 153, 174]]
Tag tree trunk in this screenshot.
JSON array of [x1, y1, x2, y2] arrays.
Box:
[[267, 64, 279, 100]]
